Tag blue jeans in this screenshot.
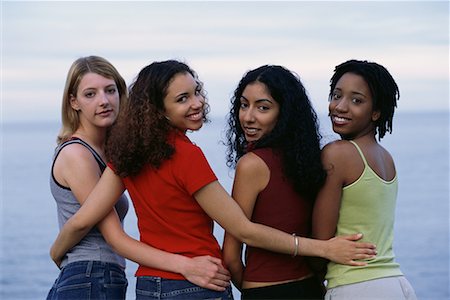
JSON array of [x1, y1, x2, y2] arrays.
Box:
[[46, 261, 128, 300], [136, 276, 233, 300]]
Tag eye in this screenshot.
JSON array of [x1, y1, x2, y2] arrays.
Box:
[[331, 91, 341, 101], [106, 87, 117, 94], [239, 102, 249, 110], [177, 95, 188, 103], [258, 105, 270, 112], [84, 91, 95, 98], [352, 98, 362, 104]]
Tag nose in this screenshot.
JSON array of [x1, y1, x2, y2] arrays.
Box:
[[99, 91, 110, 106], [191, 94, 204, 109], [242, 107, 255, 123], [334, 97, 348, 112]]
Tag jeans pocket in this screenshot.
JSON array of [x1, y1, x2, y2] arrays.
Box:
[[105, 270, 128, 299], [56, 282, 91, 299]]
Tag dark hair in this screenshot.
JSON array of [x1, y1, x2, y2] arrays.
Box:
[[329, 59, 399, 140], [225, 65, 326, 200], [106, 60, 209, 177]]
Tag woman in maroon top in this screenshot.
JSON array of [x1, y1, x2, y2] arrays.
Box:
[[223, 65, 329, 299]]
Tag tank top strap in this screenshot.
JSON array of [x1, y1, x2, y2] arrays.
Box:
[[57, 137, 106, 171], [349, 140, 368, 167]]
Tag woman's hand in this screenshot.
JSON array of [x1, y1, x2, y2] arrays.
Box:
[[325, 233, 377, 266], [181, 255, 231, 291]]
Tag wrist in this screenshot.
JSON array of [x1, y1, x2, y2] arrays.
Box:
[[321, 239, 331, 259], [173, 254, 190, 275]]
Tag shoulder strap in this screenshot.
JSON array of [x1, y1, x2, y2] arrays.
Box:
[[349, 140, 368, 167], [56, 137, 106, 171]]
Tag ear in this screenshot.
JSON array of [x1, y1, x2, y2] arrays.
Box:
[[69, 94, 80, 111], [372, 110, 381, 122]]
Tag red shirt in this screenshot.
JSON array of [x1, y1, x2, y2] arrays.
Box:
[[243, 148, 314, 282], [110, 132, 221, 279]]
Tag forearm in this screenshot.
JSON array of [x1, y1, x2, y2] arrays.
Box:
[[222, 235, 244, 290], [50, 217, 92, 263], [105, 228, 191, 273], [98, 212, 193, 274], [226, 258, 243, 290]]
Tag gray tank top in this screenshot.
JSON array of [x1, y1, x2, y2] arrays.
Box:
[[50, 138, 129, 269]]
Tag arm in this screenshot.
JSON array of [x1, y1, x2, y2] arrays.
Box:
[[312, 143, 344, 240], [222, 153, 265, 289], [195, 153, 376, 266], [52, 158, 231, 290], [310, 143, 345, 277], [50, 166, 125, 264], [98, 210, 230, 291]]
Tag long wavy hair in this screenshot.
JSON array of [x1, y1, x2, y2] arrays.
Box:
[[57, 56, 127, 145], [225, 65, 326, 200], [329, 59, 399, 140], [106, 60, 210, 177]]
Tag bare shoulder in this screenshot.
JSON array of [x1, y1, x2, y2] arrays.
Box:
[[378, 144, 396, 170], [56, 142, 99, 168], [236, 152, 267, 173], [235, 152, 270, 194], [321, 140, 356, 164], [235, 152, 270, 183]]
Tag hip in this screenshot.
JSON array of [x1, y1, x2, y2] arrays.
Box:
[[136, 276, 233, 300], [47, 260, 128, 300]]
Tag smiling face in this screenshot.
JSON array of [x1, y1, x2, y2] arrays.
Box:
[[163, 72, 205, 132], [70, 72, 120, 129], [329, 72, 380, 140], [238, 82, 280, 142]]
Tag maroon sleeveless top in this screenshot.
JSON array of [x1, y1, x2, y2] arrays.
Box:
[[243, 148, 314, 282]]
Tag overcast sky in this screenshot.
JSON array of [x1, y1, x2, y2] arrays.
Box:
[[2, 1, 449, 122]]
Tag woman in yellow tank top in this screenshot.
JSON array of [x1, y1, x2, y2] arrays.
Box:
[[312, 59, 417, 300]]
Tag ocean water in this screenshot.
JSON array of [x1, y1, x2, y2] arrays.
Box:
[[1, 112, 448, 300]]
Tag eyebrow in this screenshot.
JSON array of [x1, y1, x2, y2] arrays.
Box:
[[175, 83, 199, 99], [240, 95, 274, 103], [175, 92, 189, 98], [334, 88, 367, 97]]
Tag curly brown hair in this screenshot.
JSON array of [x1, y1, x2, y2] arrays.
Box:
[[106, 60, 209, 177]]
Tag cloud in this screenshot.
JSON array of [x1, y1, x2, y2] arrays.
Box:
[[2, 1, 448, 122]]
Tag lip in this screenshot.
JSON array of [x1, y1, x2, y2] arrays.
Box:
[[331, 114, 351, 125], [96, 109, 113, 117], [243, 126, 260, 137], [186, 111, 203, 121]]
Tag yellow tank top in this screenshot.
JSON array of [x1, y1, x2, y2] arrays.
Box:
[[326, 140, 403, 288]]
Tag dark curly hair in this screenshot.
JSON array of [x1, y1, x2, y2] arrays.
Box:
[[225, 65, 326, 200], [329, 59, 399, 140], [106, 60, 210, 177]]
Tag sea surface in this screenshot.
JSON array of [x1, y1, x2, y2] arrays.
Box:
[[1, 112, 449, 299]]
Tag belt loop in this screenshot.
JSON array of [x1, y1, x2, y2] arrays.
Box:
[[86, 261, 93, 277], [157, 277, 162, 297]]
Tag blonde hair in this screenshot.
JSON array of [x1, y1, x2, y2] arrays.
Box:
[[57, 56, 127, 144]]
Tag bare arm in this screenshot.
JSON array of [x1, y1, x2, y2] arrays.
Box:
[[196, 150, 376, 265], [98, 210, 230, 291], [51, 156, 231, 290], [312, 143, 344, 240], [222, 153, 263, 289], [50, 166, 125, 264]]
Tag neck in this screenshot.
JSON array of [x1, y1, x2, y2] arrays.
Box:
[[73, 125, 107, 154]]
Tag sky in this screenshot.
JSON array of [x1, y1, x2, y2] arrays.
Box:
[[2, 1, 449, 122]]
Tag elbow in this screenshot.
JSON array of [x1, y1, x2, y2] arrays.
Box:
[[68, 215, 92, 235], [232, 221, 256, 246]]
